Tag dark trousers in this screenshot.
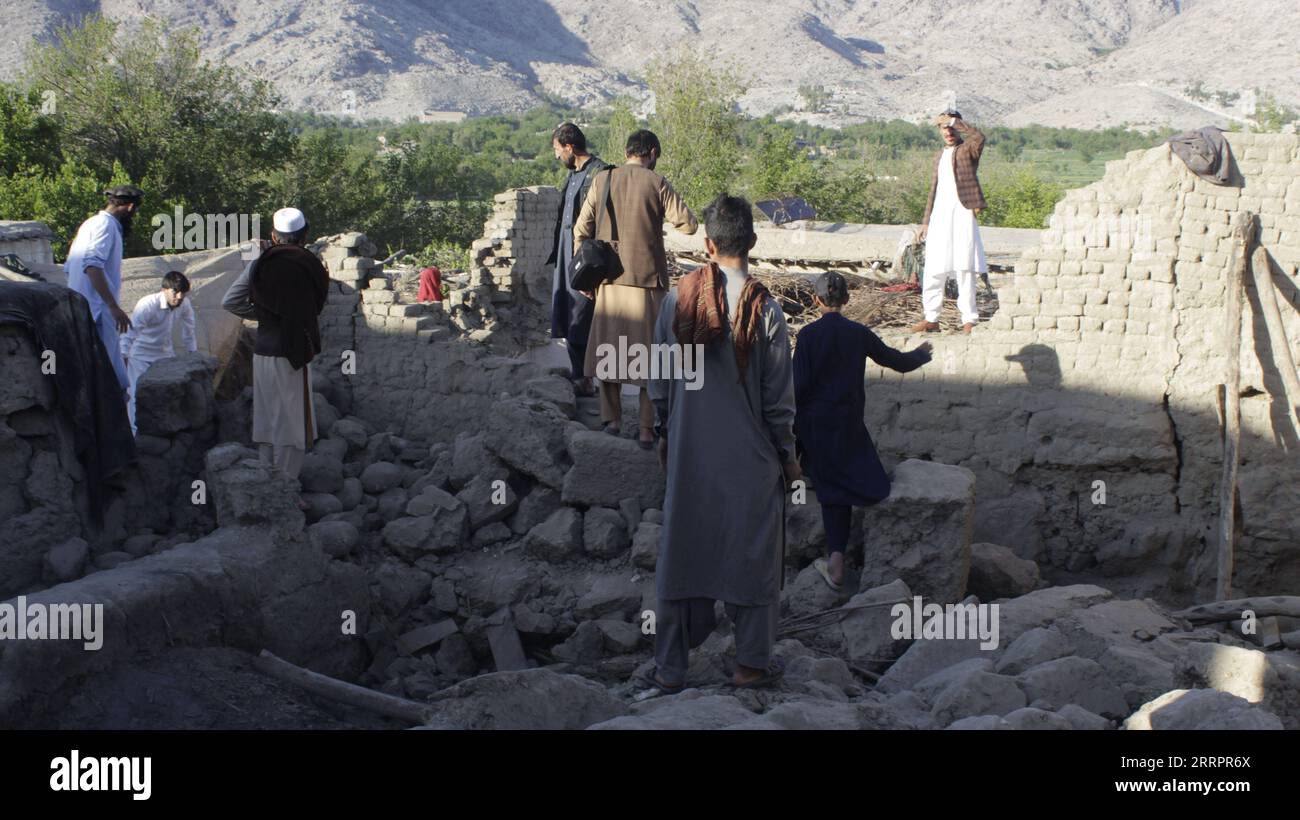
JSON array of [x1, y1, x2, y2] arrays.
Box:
[[821, 502, 851, 557], [567, 341, 586, 381], [654, 597, 778, 686]]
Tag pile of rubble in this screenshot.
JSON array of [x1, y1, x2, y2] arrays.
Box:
[[205, 364, 1299, 730]]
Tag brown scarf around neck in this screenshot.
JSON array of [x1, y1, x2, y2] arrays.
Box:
[[673, 262, 771, 383]]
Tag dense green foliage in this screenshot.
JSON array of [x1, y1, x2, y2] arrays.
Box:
[[2, 17, 1215, 265]]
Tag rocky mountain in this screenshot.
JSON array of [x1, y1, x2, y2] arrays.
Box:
[[1, 0, 1295, 129]]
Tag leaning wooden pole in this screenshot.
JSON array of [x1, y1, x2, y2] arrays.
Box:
[[1217, 212, 1257, 601], [1248, 245, 1300, 429]]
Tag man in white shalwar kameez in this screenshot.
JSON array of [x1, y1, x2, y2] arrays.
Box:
[[120, 270, 198, 433], [65, 185, 145, 395], [913, 111, 988, 334]]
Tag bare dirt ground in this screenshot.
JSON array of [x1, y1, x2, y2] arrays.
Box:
[[35, 647, 407, 730]]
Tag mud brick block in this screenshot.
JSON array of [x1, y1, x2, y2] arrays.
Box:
[[396, 620, 459, 656]]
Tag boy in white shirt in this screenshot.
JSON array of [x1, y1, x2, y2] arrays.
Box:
[[120, 270, 198, 433]]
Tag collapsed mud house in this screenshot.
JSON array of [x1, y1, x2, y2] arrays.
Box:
[[0, 131, 1297, 730]]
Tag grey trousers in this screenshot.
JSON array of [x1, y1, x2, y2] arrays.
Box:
[[259, 443, 305, 480], [654, 597, 778, 686]]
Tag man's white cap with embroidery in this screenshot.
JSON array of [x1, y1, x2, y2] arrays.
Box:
[[272, 207, 306, 233]]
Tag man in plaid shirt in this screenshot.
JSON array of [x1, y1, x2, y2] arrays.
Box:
[[912, 110, 989, 334]]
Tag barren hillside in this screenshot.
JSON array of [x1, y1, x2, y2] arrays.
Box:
[[1, 0, 1295, 128]]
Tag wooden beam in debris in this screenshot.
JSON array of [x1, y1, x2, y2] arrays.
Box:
[[252, 649, 431, 725], [1173, 596, 1300, 623]]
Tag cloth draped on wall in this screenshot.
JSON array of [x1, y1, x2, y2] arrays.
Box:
[[1167, 126, 1234, 185], [0, 281, 135, 523]]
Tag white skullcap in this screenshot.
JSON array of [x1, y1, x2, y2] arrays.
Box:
[[272, 207, 306, 233]]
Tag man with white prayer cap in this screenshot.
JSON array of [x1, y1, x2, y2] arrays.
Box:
[[221, 207, 328, 485]]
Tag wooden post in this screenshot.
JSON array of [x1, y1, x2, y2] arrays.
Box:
[[1217, 213, 1257, 601], [1248, 245, 1300, 430]]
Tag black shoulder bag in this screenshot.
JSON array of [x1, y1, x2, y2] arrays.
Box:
[[569, 168, 620, 292]]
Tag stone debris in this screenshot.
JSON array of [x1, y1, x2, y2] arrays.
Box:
[[396, 620, 459, 656], [485, 608, 529, 672]]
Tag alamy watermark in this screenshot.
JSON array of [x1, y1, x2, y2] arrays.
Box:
[[594, 339, 705, 390], [0, 596, 103, 650], [891, 595, 1000, 650], [150, 206, 263, 259], [50, 750, 151, 800]]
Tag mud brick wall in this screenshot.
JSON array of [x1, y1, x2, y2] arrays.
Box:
[[868, 132, 1300, 601], [474, 187, 561, 306]]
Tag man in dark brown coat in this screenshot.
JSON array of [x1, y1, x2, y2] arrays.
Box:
[[574, 129, 698, 447]]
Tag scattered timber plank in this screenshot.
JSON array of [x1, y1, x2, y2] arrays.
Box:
[[252, 649, 430, 724], [1173, 595, 1300, 623]]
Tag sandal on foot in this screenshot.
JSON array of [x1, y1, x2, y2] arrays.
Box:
[[634, 668, 684, 696], [733, 663, 785, 690], [813, 557, 844, 592], [601, 423, 621, 437]]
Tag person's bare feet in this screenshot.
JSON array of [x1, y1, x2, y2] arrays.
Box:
[[910, 320, 940, 333], [732, 664, 764, 686], [827, 551, 845, 586]]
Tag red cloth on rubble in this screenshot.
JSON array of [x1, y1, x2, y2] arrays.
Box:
[[417, 266, 442, 302]]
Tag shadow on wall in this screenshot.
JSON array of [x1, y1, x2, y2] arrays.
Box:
[[864, 340, 1299, 605]]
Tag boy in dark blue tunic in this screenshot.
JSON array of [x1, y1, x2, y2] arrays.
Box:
[[793, 273, 932, 590]]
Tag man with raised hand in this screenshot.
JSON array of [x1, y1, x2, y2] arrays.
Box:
[[913, 110, 988, 334]]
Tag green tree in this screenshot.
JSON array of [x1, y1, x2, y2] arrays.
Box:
[[601, 97, 639, 162], [798, 84, 831, 114], [0, 84, 61, 175], [980, 168, 1062, 229], [645, 47, 747, 211], [743, 125, 817, 202], [0, 158, 134, 257], [24, 15, 293, 252], [1252, 90, 1298, 133]]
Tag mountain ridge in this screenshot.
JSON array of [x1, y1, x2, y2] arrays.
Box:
[[1, 0, 1294, 130]]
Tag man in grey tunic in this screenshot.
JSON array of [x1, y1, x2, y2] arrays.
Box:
[[547, 122, 612, 395], [644, 194, 800, 692]]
